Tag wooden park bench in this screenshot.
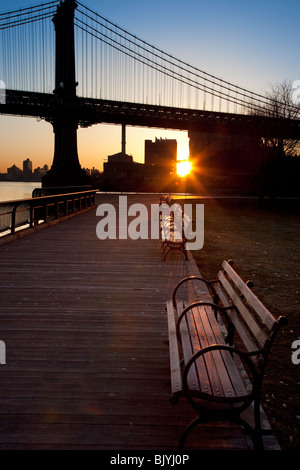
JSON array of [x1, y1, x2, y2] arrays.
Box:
[[165, 260, 288, 450], [159, 194, 173, 206], [159, 196, 192, 261]]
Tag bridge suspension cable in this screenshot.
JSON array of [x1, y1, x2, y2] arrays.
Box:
[[75, 1, 298, 117], [0, 1, 59, 29], [0, 0, 298, 118], [0, 1, 59, 94]]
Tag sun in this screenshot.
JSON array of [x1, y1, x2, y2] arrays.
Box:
[[177, 159, 192, 177]]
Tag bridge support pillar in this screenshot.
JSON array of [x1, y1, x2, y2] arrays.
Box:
[[42, 0, 91, 190], [121, 123, 126, 154], [43, 115, 91, 188]]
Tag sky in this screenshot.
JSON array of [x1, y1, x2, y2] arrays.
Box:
[[0, 0, 299, 173]]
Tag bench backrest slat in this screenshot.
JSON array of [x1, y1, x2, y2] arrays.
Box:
[[214, 282, 258, 353], [222, 260, 277, 331], [218, 271, 269, 350]]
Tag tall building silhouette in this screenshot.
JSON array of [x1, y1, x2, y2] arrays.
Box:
[[23, 158, 32, 179], [145, 138, 177, 174]]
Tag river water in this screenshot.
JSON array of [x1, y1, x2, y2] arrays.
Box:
[[0, 181, 42, 202]]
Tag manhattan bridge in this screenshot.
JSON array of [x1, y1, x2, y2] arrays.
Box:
[[0, 0, 299, 189]]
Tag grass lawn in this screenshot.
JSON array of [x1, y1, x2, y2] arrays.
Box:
[[177, 196, 300, 450]]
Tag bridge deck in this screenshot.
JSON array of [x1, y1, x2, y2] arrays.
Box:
[[0, 194, 279, 451]]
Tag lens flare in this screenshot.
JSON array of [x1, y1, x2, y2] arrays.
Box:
[[177, 159, 191, 177]]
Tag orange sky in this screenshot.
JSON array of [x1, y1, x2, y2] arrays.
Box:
[[1, 0, 299, 175], [0, 115, 189, 173]]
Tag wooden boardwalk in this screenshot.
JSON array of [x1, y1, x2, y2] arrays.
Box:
[[0, 194, 279, 450]]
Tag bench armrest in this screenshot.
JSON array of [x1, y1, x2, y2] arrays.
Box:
[[172, 276, 219, 309], [182, 344, 261, 406], [176, 301, 230, 340], [184, 343, 261, 373]]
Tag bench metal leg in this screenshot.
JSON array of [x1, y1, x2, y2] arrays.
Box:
[[162, 245, 188, 261], [253, 400, 264, 450], [237, 415, 264, 450], [177, 411, 264, 451], [178, 416, 202, 450]]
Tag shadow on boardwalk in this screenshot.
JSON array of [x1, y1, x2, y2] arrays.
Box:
[[0, 194, 279, 450]]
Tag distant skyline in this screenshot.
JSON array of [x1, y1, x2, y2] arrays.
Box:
[[0, 0, 299, 173]]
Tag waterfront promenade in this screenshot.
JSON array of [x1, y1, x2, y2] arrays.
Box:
[[0, 193, 279, 450]]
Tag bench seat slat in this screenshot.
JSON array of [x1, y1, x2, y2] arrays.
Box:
[[192, 304, 247, 400], [178, 303, 211, 395], [166, 300, 182, 398], [199, 304, 249, 399], [183, 307, 213, 396], [180, 315, 200, 392], [178, 302, 248, 401], [189, 304, 228, 399]]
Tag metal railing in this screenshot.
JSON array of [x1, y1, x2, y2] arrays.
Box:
[[0, 189, 97, 236]]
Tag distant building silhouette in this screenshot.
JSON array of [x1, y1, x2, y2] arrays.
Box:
[[23, 158, 32, 180], [103, 152, 134, 178], [32, 164, 48, 181], [0, 161, 50, 182], [145, 138, 177, 174], [7, 164, 23, 181], [102, 152, 144, 191]]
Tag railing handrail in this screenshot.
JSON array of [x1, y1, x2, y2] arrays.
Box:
[[0, 189, 97, 236], [0, 189, 97, 206]]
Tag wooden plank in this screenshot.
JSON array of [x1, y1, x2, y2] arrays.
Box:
[[183, 302, 212, 396], [166, 300, 182, 398], [192, 304, 232, 399], [176, 301, 201, 393], [0, 194, 279, 450], [0, 195, 195, 450], [203, 304, 249, 399]]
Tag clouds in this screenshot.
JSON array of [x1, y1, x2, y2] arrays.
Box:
[[292, 80, 300, 105]]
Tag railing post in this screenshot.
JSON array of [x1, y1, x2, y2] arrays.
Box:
[[30, 203, 34, 228], [44, 201, 48, 223], [11, 204, 17, 234]]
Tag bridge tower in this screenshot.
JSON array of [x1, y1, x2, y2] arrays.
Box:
[[42, 0, 91, 189]]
